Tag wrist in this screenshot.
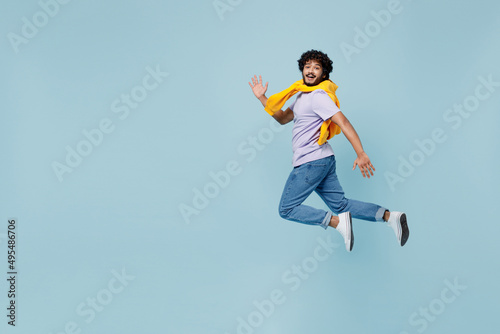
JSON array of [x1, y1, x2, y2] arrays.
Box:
[[258, 95, 268, 105]]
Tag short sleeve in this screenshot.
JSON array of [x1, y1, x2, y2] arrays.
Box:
[[289, 98, 297, 111], [312, 90, 340, 120]]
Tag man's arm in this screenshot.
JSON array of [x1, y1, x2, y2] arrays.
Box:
[[249, 75, 294, 125], [274, 107, 294, 125], [330, 111, 375, 178]]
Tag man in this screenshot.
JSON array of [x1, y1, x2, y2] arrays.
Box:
[[248, 49, 409, 252]]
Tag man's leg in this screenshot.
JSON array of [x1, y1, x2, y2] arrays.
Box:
[[279, 157, 354, 251], [278, 158, 334, 229], [316, 155, 386, 222], [317, 155, 409, 246]]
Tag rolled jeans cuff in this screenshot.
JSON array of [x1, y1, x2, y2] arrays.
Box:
[[321, 212, 332, 230], [375, 207, 387, 222]]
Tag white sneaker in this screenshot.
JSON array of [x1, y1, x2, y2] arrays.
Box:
[[387, 212, 409, 246], [336, 212, 353, 252]]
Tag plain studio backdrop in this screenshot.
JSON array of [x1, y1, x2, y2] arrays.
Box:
[[1, 0, 499, 333]]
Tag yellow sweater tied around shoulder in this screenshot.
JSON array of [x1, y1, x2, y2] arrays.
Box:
[[264, 79, 341, 145]]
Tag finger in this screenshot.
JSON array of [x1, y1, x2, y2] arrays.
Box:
[[265, 82, 268, 90], [362, 164, 370, 174], [359, 165, 365, 177], [259, 75, 262, 84]]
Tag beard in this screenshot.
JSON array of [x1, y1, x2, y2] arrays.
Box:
[[302, 74, 322, 86]]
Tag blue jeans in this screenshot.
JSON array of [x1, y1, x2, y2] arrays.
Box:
[[278, 155, 387, 229]]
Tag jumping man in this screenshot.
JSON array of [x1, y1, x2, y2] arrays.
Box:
[[248, 49, 409, 251]]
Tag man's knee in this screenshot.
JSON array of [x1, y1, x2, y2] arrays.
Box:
[[279, 206, 292, 219]]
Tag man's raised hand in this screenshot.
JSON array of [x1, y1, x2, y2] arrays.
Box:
[[249, 75, 268, 99]]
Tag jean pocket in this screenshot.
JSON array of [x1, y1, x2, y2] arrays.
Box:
[[304, 163, 327, 185]]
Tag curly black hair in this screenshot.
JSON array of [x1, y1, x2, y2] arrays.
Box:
[[297, 50, 333, 81]]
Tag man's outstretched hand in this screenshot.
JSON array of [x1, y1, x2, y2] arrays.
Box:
[[249, 75, 268, 101], [353, 152, 375, 178]]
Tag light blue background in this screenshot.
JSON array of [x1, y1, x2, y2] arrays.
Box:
[[1, 0, 499, 333]]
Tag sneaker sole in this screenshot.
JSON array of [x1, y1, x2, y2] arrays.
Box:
[[400, 213, 409, 246], [347, 212, 354, 251]]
